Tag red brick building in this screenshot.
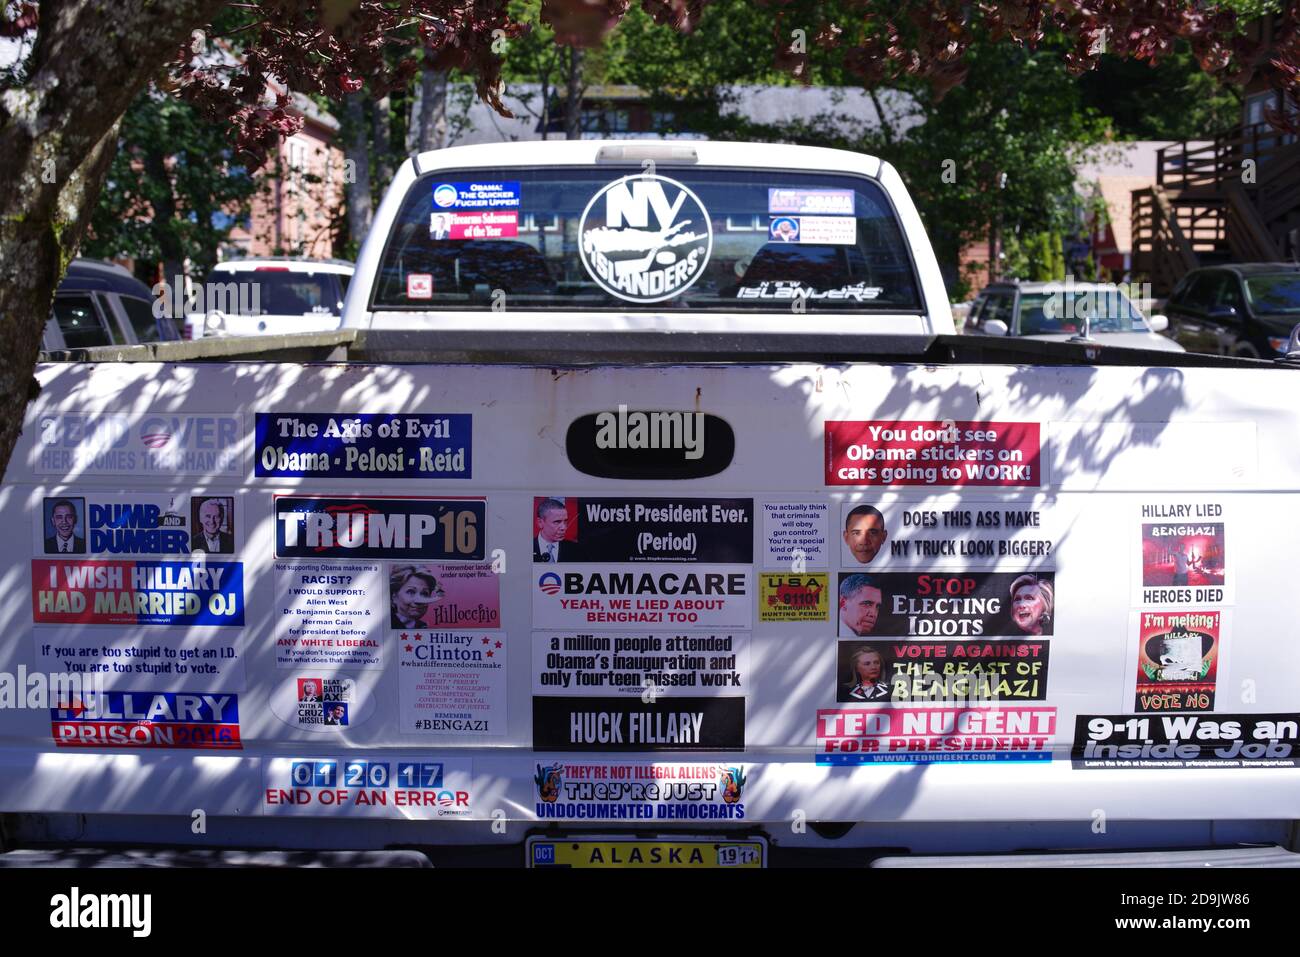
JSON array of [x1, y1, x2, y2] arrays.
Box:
[[222, 81, 345, 260]]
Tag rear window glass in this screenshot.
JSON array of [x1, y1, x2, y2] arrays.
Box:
[[52, 294, 119, 348], [235, 271, 340, 316], [372, 167, 921, 312]]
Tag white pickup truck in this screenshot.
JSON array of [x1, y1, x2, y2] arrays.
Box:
[[5, 141, 1300, 869]]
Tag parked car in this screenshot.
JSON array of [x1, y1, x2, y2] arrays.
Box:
[[1164, 263, 1300, 358], [185, 257, 354, 339], [965, 279, 1185, 353], [43, 259, 179, 351]]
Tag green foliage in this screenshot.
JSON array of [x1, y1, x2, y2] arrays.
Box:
[[1028, 233, 1050, 281], [999, 232, 1029, 284], [1213, 0, 1282, 17], [602, 0, 790, 93], [1050, 231, 1065, 280], [83, 90, 259, 278], [1013, 232, 1067, 282], [1077, 43, 1241, 139], [885, 36, 1110, 283]]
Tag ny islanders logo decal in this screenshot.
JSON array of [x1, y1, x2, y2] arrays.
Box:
[[578, 173, 713, 303]]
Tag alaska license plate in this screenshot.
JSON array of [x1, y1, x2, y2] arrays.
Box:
[[527, 836, 766, 868]]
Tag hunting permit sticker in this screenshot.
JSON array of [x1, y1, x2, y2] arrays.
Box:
[[578, 173, 713, 304]]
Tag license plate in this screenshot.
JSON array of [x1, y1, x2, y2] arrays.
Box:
[[527, 836, 766, 868]]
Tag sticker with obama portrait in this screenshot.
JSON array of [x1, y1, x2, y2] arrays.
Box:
[[840, 502, 889, 567], [836, 571, 1057, 640], [40, 496, 87, 555], [838, 496, 1060, 569], [533, 495, 753, 564]]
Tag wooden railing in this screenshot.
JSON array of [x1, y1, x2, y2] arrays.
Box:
[[1132, 185, 1199, 295], [1258, 140, 1300, 214], [1224, 181, 1283, 262], [1136, 121, 1297, 292], [1158, 121, 1300, 192]]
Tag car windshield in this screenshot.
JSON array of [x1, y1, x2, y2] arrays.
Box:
[[372, 166, 922, 312], [1244, 274, 1300, 314], [1017, 290, 1149, 335]]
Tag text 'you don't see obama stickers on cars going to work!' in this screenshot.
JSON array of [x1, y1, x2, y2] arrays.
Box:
[[578, 173, 713, 303]]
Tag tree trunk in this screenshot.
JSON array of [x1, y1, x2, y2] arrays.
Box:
[[0, 0, 227, 483], [564, 48, 584, 141], [372, 95, 393, 192], [868, 88, 896, 149], [539, 71, 552, 141], [414, 68, 449, 152], [343, 92, 373, 251], [142, 145, 186, 299]]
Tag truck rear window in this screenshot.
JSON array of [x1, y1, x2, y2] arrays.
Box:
[[372, 167, 922, 312]]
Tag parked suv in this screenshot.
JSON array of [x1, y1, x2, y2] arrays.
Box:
[[43, 258, 179, 351], [965, 279, 1183, 352], [1164, 263, 1300, 358], [184, 257, 354, 339]]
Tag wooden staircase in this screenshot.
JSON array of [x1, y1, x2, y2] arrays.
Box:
[[1131, 122, 1300, 295]]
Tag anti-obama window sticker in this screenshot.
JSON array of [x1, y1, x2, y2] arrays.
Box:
[[578, 173, 714, 304]]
